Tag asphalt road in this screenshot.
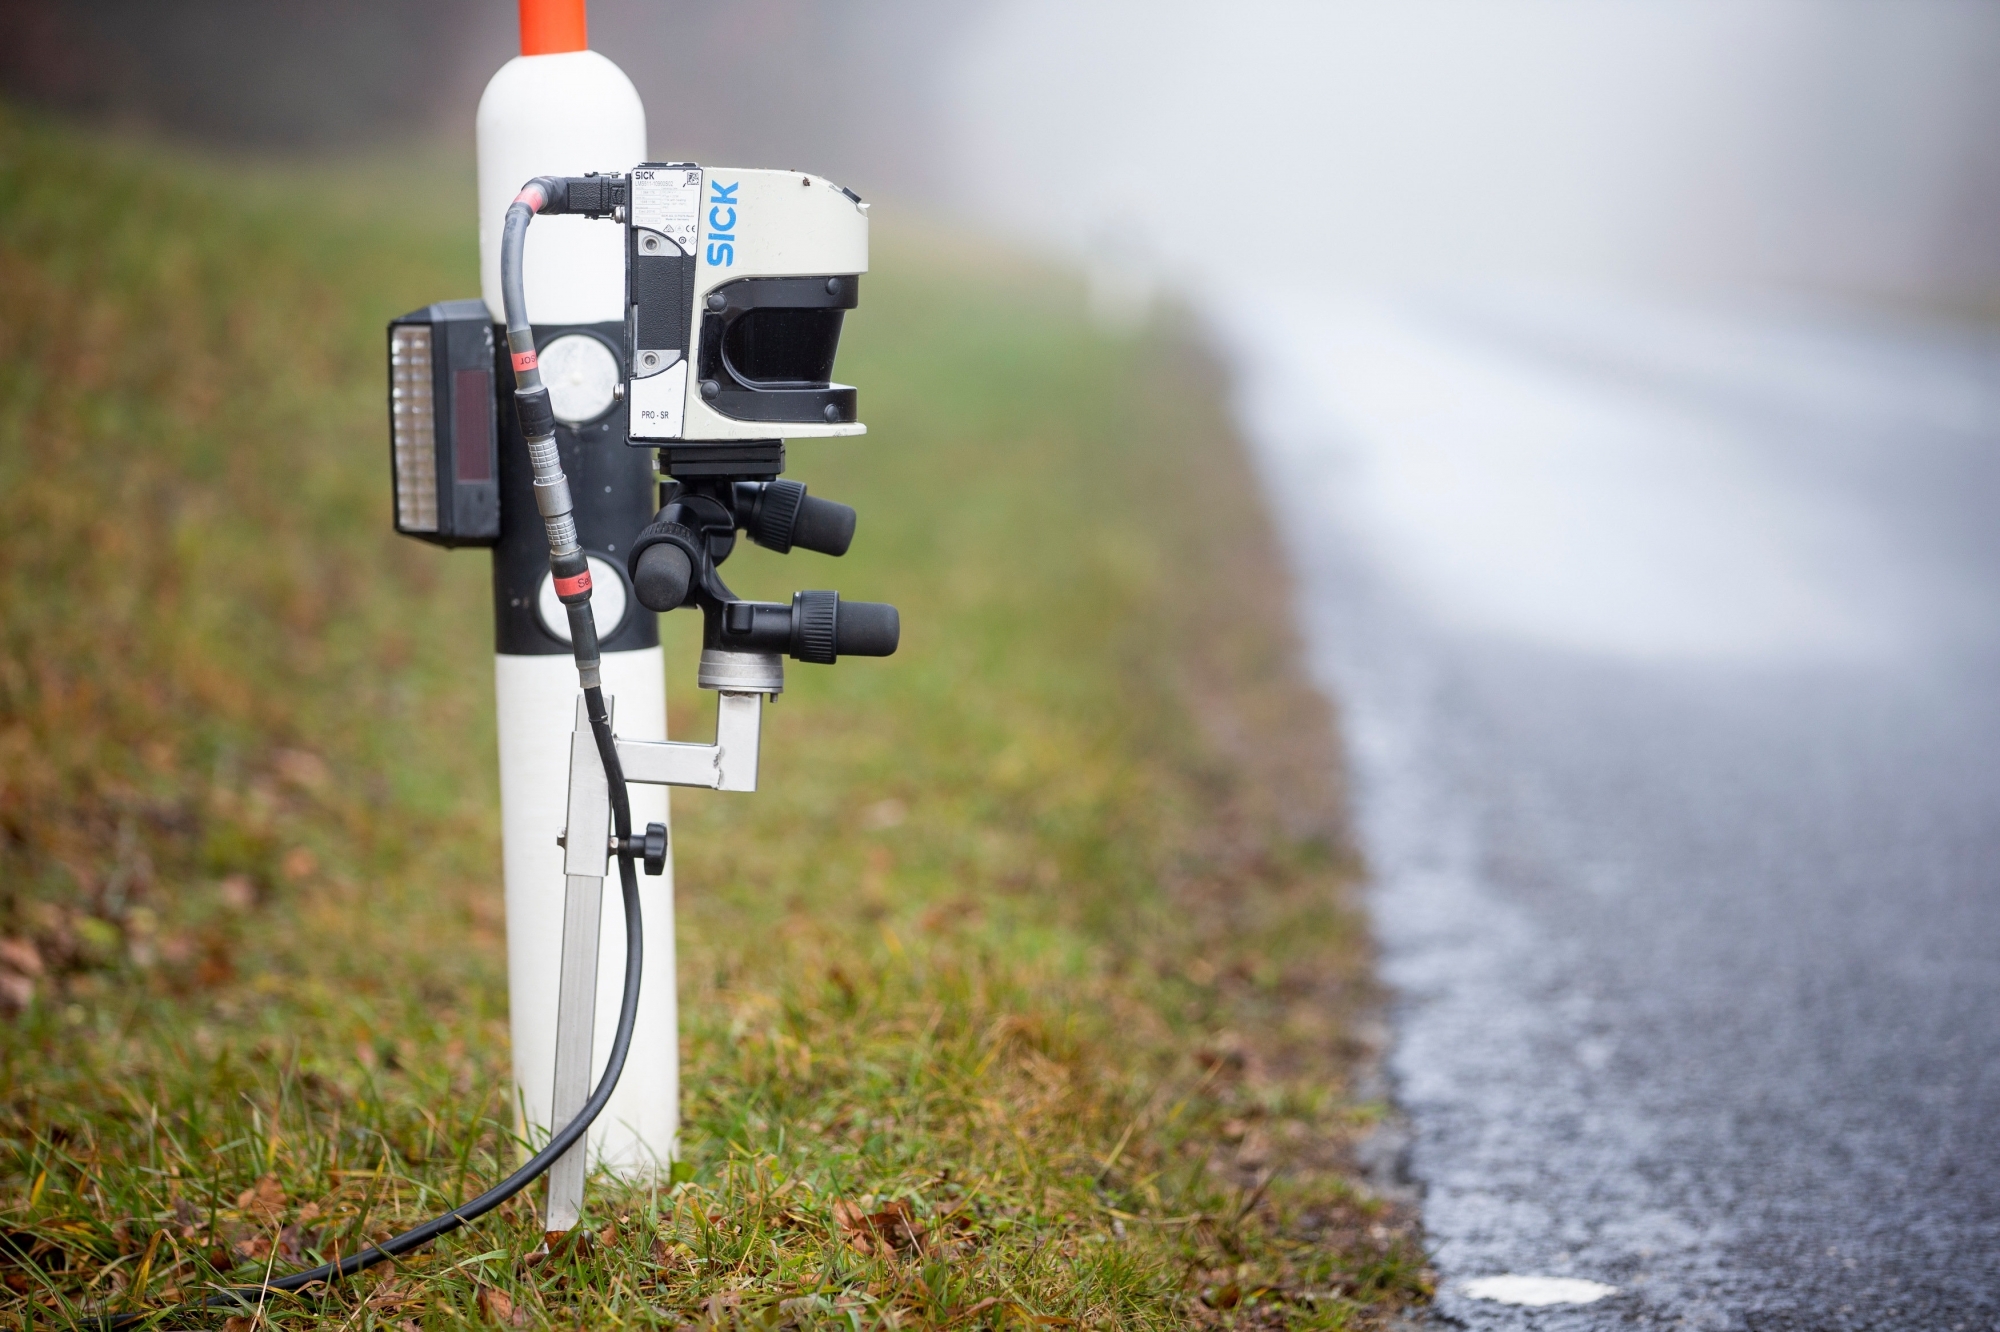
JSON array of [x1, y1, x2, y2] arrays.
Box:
[[1222, 292, 2000, 1329]]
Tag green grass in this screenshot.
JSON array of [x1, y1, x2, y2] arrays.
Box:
[[0, 105, 1428, 1329]]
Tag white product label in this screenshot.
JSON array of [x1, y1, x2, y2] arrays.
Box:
[[629, 166, 701, 256], [627, 360, 688, 440]]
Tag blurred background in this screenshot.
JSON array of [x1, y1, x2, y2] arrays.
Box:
[[6, 2, 1998, 1324], [0, 0, 975, 203], [6, 0, 2000, 310]]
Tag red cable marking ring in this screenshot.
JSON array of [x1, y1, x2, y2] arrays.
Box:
[[554, 571, 593, 598], [512, 349, 539, 372]]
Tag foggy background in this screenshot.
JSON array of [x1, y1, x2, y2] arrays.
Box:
[[952, 0, 2000, 313], [0, 0, 978, 207], [6, 0, 2000, 313], [11, 0, 1993, 657]]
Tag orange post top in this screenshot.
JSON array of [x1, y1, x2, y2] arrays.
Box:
[[520, 0, 588, 55]]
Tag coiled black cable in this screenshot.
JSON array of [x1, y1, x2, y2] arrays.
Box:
[[96, 180, 642, 1329]]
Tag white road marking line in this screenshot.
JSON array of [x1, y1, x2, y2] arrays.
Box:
[[1463, 1275, 1621, 1306]]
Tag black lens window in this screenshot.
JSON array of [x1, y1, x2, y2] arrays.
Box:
[[721, 308, 845, 389]]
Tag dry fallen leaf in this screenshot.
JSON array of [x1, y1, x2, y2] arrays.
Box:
[[273, 748, 331, 794], [236, 1174, 285, 1223], [478, 1284, 529, 1327], [542, 1228, 593, 1259], [832, 1198, 927, 1255], [276, 1222, 317, 1264], [0, 939, 40, 1009], [217, 875, 259, 911], [862, 797, 907, 829], [0, 937, 45, 976], [0, 973, 32, 1011]]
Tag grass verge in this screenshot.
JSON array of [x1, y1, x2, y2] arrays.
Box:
[[0, 107, 1428, 1329]]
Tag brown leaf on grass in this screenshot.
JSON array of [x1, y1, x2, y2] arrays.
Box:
[[235, 1174, 284, 1222], [231, 1234, 271, 1262], [861, 797, 906, 829], [541, 1227, 593, 1259], [0, 937, 45, 976], [477, 1284, 529, 1326], [223, 1318, 253, 1332], [832, 1198, 927, 1255], [951, 1296, 1002, 1324], [279, 847, 318, 882], [0, 938, 41, 1008], [0, 973, 32, 1011], [646, 1237, 691, 1284], [194, 936, 234, 988], [1196, 1032, 1250, 1076], [273, 749, 331, 795], [217, 874, 259, 910], [275, 1223, 317, 1263]]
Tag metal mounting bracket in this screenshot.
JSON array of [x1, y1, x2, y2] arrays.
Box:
[[542, 674, 771, 1232]]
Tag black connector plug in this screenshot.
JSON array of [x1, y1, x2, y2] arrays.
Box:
[[532, 174, 629, 218]]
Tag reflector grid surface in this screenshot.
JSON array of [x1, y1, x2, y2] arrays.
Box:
[[391, 325, 439, 531]]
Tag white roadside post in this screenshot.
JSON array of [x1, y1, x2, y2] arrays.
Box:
[[385, 0, 892, 1236], [473, 0, 679, 1198]]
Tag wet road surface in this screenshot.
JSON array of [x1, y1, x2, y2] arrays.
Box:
[[1222, 293, 2000, 1329]]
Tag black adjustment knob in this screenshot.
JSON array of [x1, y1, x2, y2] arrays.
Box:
[[792, 493, 856, 556], [738, 480, 856, 557], [642, 822, 668, 876], [633, 542, 693, 611], [834, 600, 899, 657], [748, 479, 807, 553]]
